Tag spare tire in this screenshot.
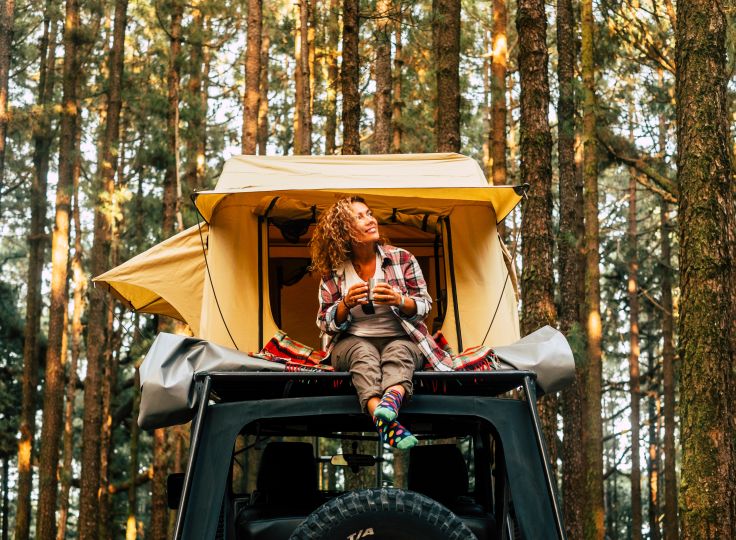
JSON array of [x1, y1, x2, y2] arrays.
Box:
[[289, 488, 476, 540]]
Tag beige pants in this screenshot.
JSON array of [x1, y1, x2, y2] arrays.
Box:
[[331, 334, 424, 411]]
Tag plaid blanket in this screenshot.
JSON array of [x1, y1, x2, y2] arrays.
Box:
[[254, 330, 497, 374], [253, 330, 333, 373]]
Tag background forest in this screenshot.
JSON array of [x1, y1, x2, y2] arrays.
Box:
[[0, 0, 734, 539]]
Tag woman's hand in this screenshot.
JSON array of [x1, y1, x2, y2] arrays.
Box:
[[371, 282, 402, 306], [343, 282, 369, 309]]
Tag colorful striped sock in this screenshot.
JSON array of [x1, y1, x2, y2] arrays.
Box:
[[373, 388, 404, 422], [373, 417, 418, 450]]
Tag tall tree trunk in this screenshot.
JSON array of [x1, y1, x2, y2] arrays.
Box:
[[373, 0, 392, 154], [98, 302, 120, 540], [490, 0, 507, 185], [556, 0, 585, 535], [257, 29, 269, 155], [391, 9, 402, 153], [517, 0, 557, 469], [56, 164, 86, 540], [432, 0, 460, 152], [341, 0, 360, 154], [0, 0, 15, 206], [78, 1, 128, 537], [661, 200, 678, 540], [676, 1, 736, 537], [324, 0, 339, 154], [35, 0, 82, 535], [126, 366, 141, 540], [581, 0, 604, 537], [628, 173, 642, 540], [162, 0, 184, 241], [294, 0, 311, 154], [151, 426, 170, 540], [648, 350, 662, 540], [242, 0, 262, 155], [16, 5, 57, 538], [185, 5, 207, 191]]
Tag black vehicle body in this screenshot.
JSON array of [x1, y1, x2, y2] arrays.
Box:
[[170, 370, 566, 540]]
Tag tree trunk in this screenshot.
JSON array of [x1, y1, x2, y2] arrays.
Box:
[[661, 200, 678, 540], [517, 0, 557, 470], [162, 0, 184, 241], [648, 350, 662, 540], [2, 456, 7, 540], [490, 0, 507, 185], [373, 0, 392, 154], [185, 5, 208, 191], [56, 164, 86, 540], [0, 0, 15, 207], [324, 0, 339, 154], [257, 29, 269, 155], [78, 2, 128, 538], [294, 0, 311, 154], [432, 0, 460, 152], [242, 0, 262, 155], [16, 5, 57, 538], [556, 0, 586, 535], [676, 1, 736, 537], [391, 10, 402, 153], [581, 0, 604, 537], [35, 0, 82, 535], [126, 366, 141, 540], [150, 427, 170, 540], [628, 173, 642, 540], [341, 0, 360, 155]]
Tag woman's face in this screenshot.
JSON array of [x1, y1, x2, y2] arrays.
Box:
[[350, 201, 379, 244]]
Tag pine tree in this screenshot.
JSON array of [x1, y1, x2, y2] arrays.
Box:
[[242, 0, 262, 155], [432, 0, 460, 152]]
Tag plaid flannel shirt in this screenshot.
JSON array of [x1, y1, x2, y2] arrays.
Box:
[[316, 244, 454, 371]]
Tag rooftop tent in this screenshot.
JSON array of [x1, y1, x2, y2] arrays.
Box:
[[95, 153, 523, 355]]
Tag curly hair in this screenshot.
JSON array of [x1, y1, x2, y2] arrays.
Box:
[[310, 196, 380, 275]]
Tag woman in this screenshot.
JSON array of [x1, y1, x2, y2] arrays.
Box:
[[311, 196, 450, 450]]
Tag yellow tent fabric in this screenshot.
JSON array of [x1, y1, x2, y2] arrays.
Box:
[[194, 153, 522, 223], [94, 153, 523, 354], [93, 224, 208, 335]]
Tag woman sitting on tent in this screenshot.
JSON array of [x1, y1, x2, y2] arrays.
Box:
[[311, 196, 449, 450]]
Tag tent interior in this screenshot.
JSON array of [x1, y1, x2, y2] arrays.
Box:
[[268, 218, 447, 350]]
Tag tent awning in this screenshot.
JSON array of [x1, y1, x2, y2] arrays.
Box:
[[92, 224, 208, 334], [193, 153, 523, 223]]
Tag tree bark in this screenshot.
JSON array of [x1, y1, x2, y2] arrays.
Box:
[[294, 0, 311, 154], [391, 10, 402, 153], [78, 2, 128, 537], [185, 5, 208, 191], [0, 0, 15, 207], [432, 0, 460, 152], [628, 173, 642, 540], [341, 0, 360, 155], [676, 1, 736, 538], [56, 165, 86, 540], [126, 367, 141, 540], [35, 0, 82, 535], [373, 0, 392, 154], [661, 200, 678, 540], [324, 0, 339, 154], [648, 350, 662, 540], [556, 0, 586, 536], [162, 0, 184, 240], [16, 4, 57, 538], [257, 28, 269, 155], [490, 0, 507, 185], [517, 0, 557, 470], [242, 0, 262, 155], [581, 0, 604, 537]]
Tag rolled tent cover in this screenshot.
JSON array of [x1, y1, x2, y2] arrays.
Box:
[[193, 153, 523, 223], [92, 224, 208, 335]]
